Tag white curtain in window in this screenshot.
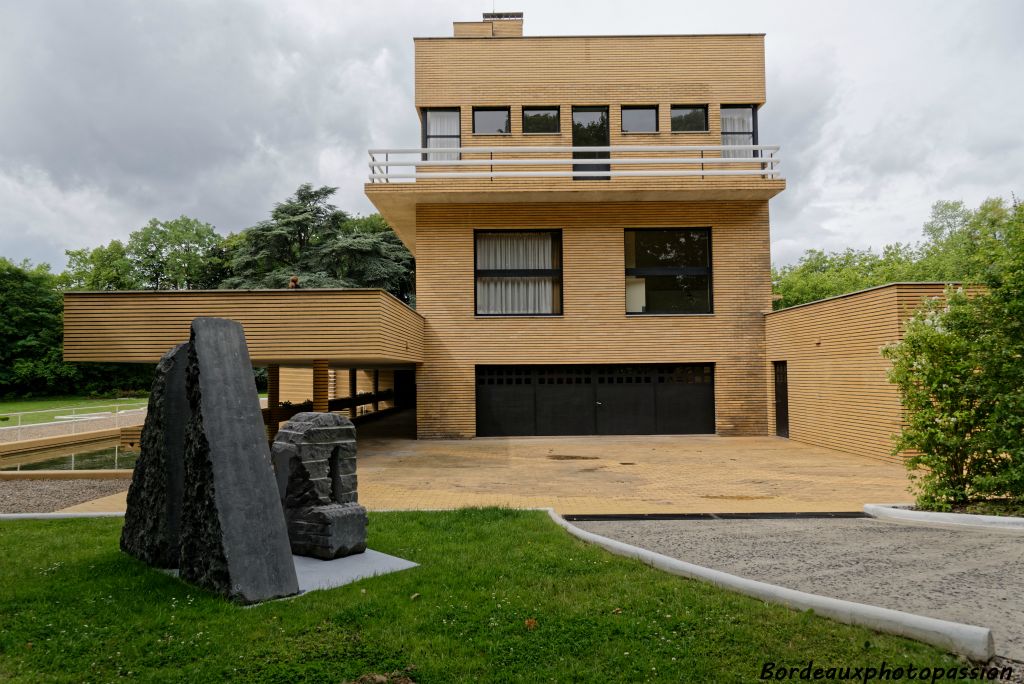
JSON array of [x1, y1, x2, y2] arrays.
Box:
[[426, 110, 459, 161], [476, 232, 552, 269], [476, 232, 555, 314], [721, 107, 754, 159], [476, 277, 554, 314]]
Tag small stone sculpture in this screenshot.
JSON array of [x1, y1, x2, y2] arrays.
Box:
[[271, 412, 368, 560], [176, 317, 299, 603], [120, 342, 189, 568]]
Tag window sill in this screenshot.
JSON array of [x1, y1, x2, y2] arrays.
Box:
[[626, 312, 715, 317], [620, 131, 659, 135], [669, 130, 711, 134], [522, 132, 562, 136], [472, 132, 512, 136], [475, 314, 564, 318]]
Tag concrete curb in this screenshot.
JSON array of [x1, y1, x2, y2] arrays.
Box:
[[546, 509, 995, 661], [865, 504, 1024, 532], [0, 470, 133, 480], [0, 512, 125, 520]]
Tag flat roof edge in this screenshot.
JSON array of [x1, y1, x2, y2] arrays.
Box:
[[414, 33, 766, 41], [764, 282, 964, 316]]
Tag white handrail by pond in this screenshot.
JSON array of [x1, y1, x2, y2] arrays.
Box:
[[0, 402, 148, 441], [367, 144, 781, 182]]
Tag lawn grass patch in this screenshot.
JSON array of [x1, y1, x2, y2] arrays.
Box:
[[0, 509, 963, 682], [0, 397, 148, 427]]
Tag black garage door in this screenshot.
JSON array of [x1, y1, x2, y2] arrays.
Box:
[[476, 364, 714, 436]]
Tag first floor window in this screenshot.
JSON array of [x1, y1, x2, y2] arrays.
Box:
[[523, 106, 560, 133], [670, 105, 708, 132], [423, 108, 460, 161], [473, 107, 511, 134], [625, 228, 712, 314], [621, 105, 658, 133], [720, 105, 757, 158], [476, 231, 562, 315]]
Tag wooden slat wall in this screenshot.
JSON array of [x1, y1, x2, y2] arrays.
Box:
[[63, 289, 424, 365], [414, 200, 772, 438], [416, 34, 765, 109], [764, 283, 951, 463]]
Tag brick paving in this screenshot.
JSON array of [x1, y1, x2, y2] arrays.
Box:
[[60, 412, 913, 515]]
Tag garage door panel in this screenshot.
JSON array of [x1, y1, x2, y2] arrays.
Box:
[[595, 366, 656, 434], [536, 386, 595, 435], [655, 365, 716, 434], [475, 363, 714, 436], [476, 367, 536, 436]]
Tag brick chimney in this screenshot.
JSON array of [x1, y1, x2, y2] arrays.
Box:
[[453, 11, 523, 38]]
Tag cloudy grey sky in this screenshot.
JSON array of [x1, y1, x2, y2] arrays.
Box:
[[1, 0, 1022, 270]]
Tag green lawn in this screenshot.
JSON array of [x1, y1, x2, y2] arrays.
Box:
[[0, 394, 266, 428], [0, 509, 962, 683], [0, 397, 148, 427]]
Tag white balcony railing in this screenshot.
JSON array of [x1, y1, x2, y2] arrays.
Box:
[[367, 144, 780, 183]]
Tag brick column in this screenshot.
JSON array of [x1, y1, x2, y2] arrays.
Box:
[[313, 360, 329, 413], [266, 364, 280, 441], [372, 370, 380, 412], [348, 368, 358, 419]]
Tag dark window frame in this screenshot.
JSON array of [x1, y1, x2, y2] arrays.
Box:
[[720, 104, 759, 156], [474, 229, 564, 317], [620, 105, 659, 133], [472, 106, 512, 135], [669, 104, 709, 133], [421, 107, 461, 161], [522, 106, 561, 134], [624, 227, 714, 316], [571, 105, 610, 180]]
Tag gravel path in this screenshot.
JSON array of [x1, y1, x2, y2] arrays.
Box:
[[0, 479, 129, 513], [578, 518, 1024, 662]]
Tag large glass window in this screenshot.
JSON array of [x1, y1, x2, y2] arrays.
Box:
[[423, 108, 460, 161], [523, 106, 560, 133], [621, 106, 658, 133], [572, 106, 609, 180], [473, 107, 511, 134], [721, 105, 757, 158], [670, 105, 708, 132], [625, 229, 712, 314], [476, 231, 562, 315]]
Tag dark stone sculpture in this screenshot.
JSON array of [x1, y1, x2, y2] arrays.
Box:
[[177, 317, 299, 603], [271, 412, 368, 560], [120, 342, 189, 568]]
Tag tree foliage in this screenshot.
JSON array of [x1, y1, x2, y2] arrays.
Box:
[[219, 184, 414, 301], [0, 258, 150, 398], [772, 199, 1018, 309], [883, 199, 1024, 507], [126, 216, 225, 290]]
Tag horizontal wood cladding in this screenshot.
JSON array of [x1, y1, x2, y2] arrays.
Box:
[[415, 34, 766, 108], [414, 201, 772, 438], [765, 283, 951, 463], [63, 289, 424, 366]]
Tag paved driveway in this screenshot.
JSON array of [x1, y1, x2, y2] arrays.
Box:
[[59, 411, 914, 515], [578, 517, 1024, 660], [356, 413, 912, 514]]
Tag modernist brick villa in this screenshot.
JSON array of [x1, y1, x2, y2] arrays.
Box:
[[64, 13, 946, 463]]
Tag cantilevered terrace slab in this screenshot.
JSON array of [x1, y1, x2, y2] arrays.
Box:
[[63, 289, 423, 367]]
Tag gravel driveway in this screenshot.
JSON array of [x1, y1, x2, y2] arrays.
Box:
[[578, 517, 1024, 661], [0, 479, 129, 513]]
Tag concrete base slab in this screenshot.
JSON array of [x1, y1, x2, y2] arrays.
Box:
[[159, 549, 417, 598], [293, 549, 417, 593]]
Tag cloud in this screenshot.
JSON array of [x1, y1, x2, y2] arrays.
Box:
[[0, 0, 1022, 271]]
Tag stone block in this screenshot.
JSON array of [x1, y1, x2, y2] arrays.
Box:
[[177, 317, 299, 603], [271, 412, 368, 560], [120, 342, 189, 568]]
